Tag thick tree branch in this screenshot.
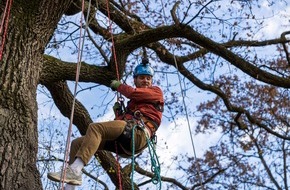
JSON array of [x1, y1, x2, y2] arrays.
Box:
[[65, 0, 290, 90], [40, 55, 116, 87], [108, 23, 290, 88]]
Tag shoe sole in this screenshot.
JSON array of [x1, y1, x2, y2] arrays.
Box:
[[47, 174, 82, 186]]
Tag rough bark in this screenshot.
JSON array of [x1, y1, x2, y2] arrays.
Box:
[[0, 1, 72, 189]]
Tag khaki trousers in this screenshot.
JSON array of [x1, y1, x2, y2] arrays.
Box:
[[69, 120, 148, 165]]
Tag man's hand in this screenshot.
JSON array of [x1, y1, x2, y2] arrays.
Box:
[[110, 80, 122, 91], [113, 102, 122, 117], [113, 102, 121, 112]]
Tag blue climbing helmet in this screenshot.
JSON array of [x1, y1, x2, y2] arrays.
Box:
[[133, 58, 154, 77]]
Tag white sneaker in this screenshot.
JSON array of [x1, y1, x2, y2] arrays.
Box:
[[47, 166, 82, 185]]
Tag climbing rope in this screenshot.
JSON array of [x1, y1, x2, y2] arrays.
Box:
[[105, 0, 120, 80], [131, 113, 162, 190], [144, 133, 161, 189], [0, 0, 13, 61], [59, 0, 92, 189], [131, 125, 137, 190], [173, 54, 205, 190], [103, 0, 124, 189]]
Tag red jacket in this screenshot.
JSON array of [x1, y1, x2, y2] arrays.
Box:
[[116, 84, 164, 126]]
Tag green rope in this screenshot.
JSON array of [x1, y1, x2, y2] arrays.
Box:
[[131, 125, 137, 190], [145, 134, 161, 189], [131, 124, 161, 190]]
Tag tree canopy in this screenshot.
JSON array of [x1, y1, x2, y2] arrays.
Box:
[[1, 0, 290, 189]]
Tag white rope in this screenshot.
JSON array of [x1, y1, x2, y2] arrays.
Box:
[[59, 0, 92, 189], [173, 54, 205, 190]]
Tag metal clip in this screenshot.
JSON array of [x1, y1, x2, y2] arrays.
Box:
[[134, 110, 142, 119], [151, 134, 157, 144], [118, 96, 124, 102], [134, 110, 146, 129]]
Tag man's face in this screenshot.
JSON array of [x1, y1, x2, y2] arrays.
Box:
[[134, 75, 153, 88]]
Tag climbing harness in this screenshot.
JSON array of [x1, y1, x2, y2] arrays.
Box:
[[59, 0, 92, 189], [114, 104, 162, 190], [0, 0, 13, 61]]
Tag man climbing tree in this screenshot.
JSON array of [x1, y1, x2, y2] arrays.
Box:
[[47, 61, 164, 189], [1, 0, 290, 189]]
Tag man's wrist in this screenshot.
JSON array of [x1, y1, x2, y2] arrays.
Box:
[[110, 80, 122, 91]]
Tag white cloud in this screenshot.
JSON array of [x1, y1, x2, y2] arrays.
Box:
[[157, 118, 222, 163], [256, 3, 290, 39]]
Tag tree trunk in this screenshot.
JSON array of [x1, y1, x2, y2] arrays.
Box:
[[0, 16, 42, 190], [0, 1, 72, 189]]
